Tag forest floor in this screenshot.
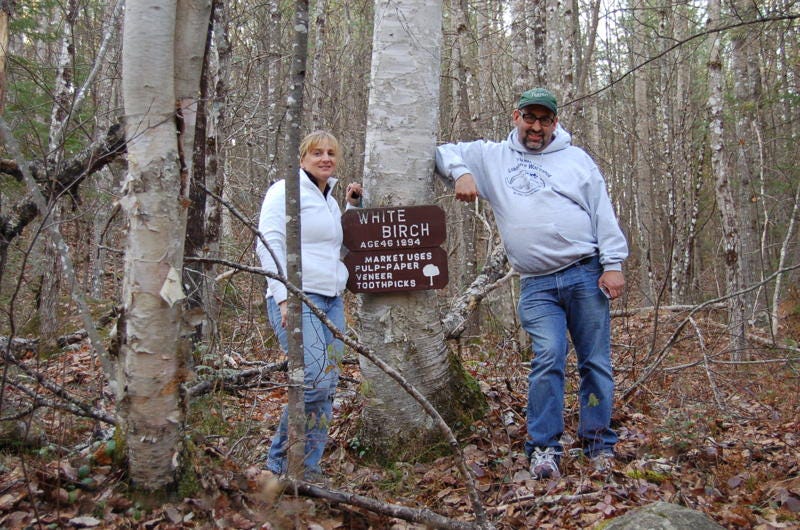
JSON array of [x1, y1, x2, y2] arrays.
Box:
[[1, 307, 798, 529]]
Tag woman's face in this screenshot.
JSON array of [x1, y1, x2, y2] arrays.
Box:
[[300, 140, 337, 180]]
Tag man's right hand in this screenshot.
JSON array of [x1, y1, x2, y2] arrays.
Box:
[[455, 173, 479, 202]]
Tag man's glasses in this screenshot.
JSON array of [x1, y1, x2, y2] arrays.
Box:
[[521, 113, 555, 126]]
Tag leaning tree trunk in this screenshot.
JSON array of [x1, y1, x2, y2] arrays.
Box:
[[118, 0, 210, 490], [357, 0, 485, 461]]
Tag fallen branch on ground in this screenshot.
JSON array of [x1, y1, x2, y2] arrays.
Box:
[[287, 477, 481, 530], [186, 360, 288, 397], [6, 379, 116, 425], [487, 490, 605, 513]]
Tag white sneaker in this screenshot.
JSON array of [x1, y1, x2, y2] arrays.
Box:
[[590, 450, 615, 472], [530, 447, 561, 479]]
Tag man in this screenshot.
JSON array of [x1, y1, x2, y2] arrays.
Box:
[[435, 88, 628, 479]]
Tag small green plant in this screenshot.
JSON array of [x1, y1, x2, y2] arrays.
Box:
[[349, 436, 368, 458]]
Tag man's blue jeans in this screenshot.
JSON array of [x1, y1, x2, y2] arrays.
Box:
[[518, 255, 617, 458], [265, 293, 344, 474]]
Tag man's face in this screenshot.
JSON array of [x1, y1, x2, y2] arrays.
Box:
[[513, 105, 558, 152]]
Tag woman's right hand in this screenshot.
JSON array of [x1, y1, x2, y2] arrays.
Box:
[[278, 300, 288, 328], [346, 182, 363, 206]]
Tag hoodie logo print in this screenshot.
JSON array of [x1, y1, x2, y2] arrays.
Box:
[[506, 169, 545, 196]]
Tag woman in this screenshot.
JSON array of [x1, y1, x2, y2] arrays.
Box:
[[255, 130, 362, 479]]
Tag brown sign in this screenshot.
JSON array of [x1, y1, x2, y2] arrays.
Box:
[[342, 205, 446, 251], [345, 247, 449, 293]]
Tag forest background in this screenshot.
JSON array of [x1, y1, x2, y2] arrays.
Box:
[[0, 0, 798, 528]]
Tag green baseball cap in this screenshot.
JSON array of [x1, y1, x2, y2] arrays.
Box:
[[517, 88, 558, 114]]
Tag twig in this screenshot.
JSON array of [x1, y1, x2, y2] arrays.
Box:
[[2, 348, 115, 424], [664, 352, 799, 372], [689, 316, 727, 412], [198, 182, 284, 279], [703, 319, 800, 353], [609, 303, 727, 318], [0, 119, 115, 381]]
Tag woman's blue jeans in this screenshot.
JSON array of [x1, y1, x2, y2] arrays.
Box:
[[265, 293, 344, 474], [518, 255, 617, 458]]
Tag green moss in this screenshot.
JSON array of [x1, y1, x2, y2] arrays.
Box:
[[626, 468, 670, 483], [352, 418, 454, 466], [112, 427, 127, 468], [177, 438, 201, 498], [444, 349, 489, 427], [350, 349, 488, 467]]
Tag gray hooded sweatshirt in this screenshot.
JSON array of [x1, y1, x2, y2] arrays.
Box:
[[435, 125, 628, 277]]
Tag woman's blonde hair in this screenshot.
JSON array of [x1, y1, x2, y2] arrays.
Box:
[[299, 130, 341, 161]]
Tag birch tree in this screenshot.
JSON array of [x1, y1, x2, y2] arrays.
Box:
[[729, 0, 762, 324], [38, 0, 79, 342], [282, 0, 309, 480], [357, 0, 484, 460], [0, 1, 10, 114], [706, 0, 746, 358], [118, 0, 211, 489]]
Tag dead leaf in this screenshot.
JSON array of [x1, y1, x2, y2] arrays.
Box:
[[0, 490, 26, 511]]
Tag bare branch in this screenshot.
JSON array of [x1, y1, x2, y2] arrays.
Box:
[[186, 360, 288, 398], [7, 378, 116, 425], [568, 15, 800, 108], [443, 242, 511, 339], [620, 262, 800, 400], [0, 122, 126, 247], [287, 478, 481, 530], [0, 119, 115, 380], [2, 351, 115, 425]]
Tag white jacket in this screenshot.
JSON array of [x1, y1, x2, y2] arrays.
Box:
[[255, 170, 348, 303]]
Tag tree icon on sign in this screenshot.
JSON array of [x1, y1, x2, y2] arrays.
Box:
[[423, 263, 440, 286]]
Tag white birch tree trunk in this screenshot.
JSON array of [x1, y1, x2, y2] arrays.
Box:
[[730, 0, 762, 326], [308, 0, 326, 128], [175, 0, 213, 182], [358, 0, 484, 459], [706, 0, 746, 359], [177, 0, 213, 344], [282, 0, 310, 479], [118, 0, 209, 489], [38, 0, 78, 343], [0, 1, 9, 114], [201, 0, 230, 340]]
